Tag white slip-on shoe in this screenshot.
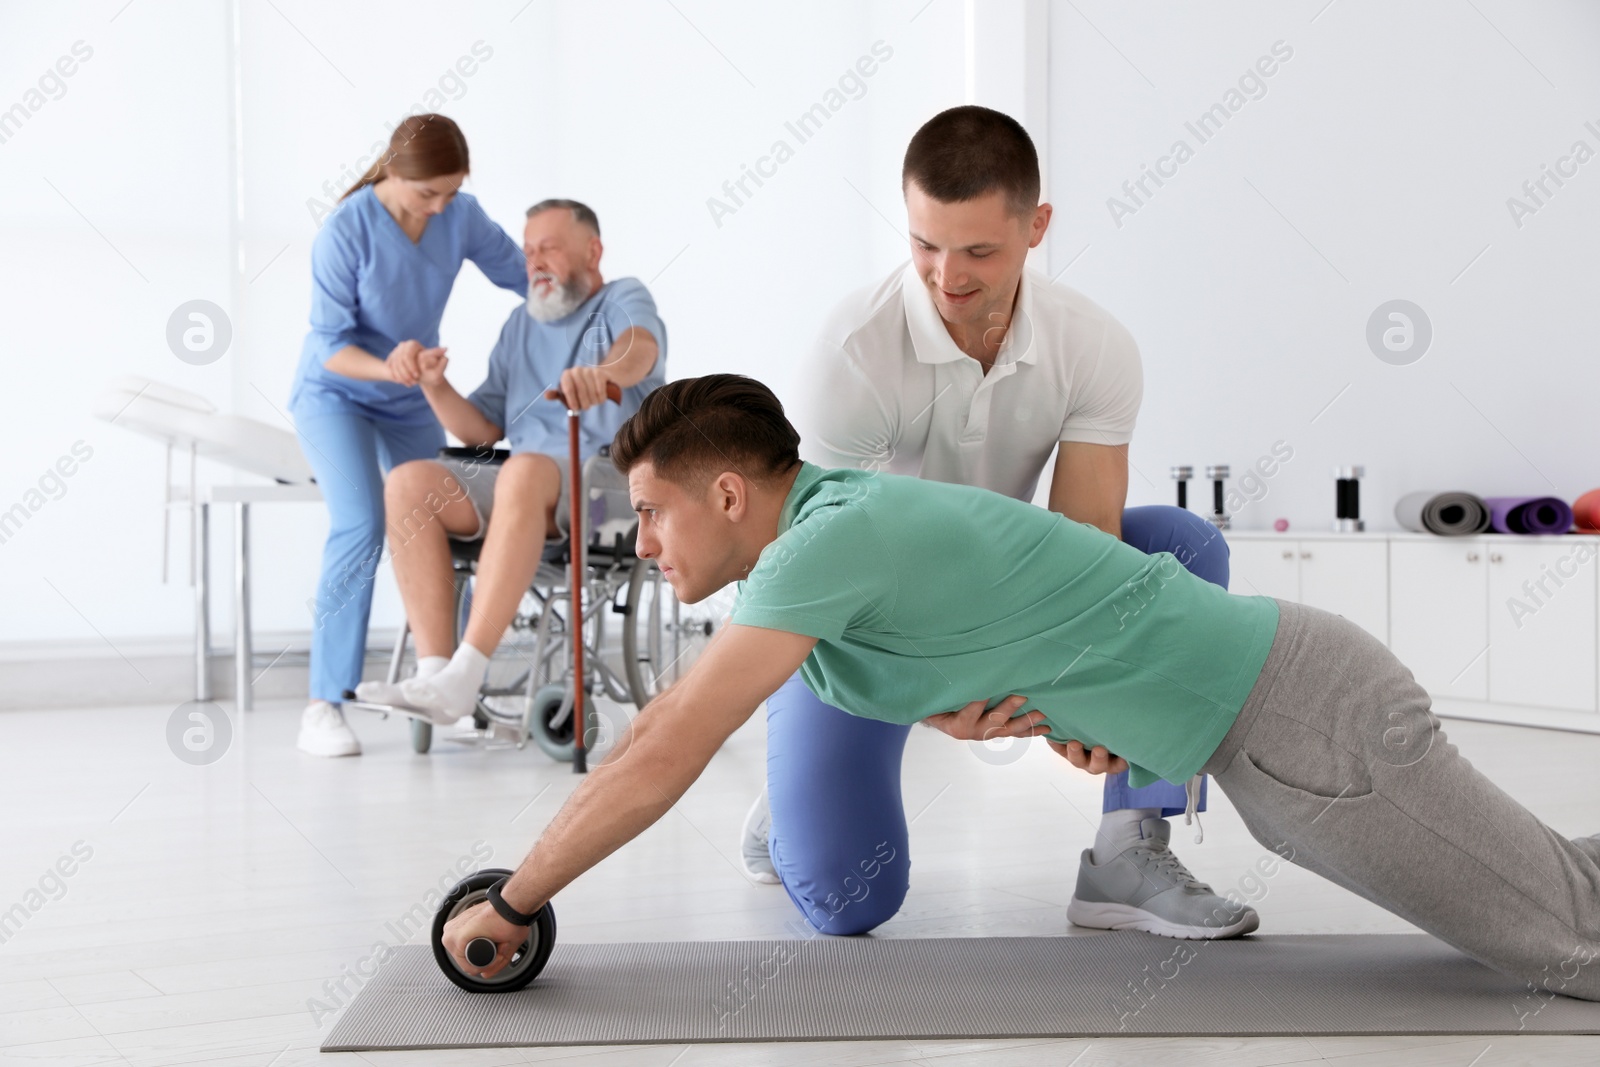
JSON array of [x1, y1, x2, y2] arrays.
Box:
[[297, 700, 361, 757]]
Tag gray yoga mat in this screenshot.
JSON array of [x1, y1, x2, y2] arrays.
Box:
[[1394, 490, 1491, 536], [321, 936, 1600, 1050]]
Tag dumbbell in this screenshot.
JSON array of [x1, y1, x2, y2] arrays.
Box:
[[431, 867, 558, 994]]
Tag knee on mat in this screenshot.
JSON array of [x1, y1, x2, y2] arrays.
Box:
[[780, 841, 909, 936], [1512, 941, 1600, 1006]]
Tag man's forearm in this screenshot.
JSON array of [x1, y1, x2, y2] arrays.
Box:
[[422, 382, 503, 447], [1047, 442, 1130, 540], [597, 329, 659, 389], [1047, 490, 1123, 539], [323, 345, 387, 382], [1068, 504, 1123, 540], [499, 697, 708, 914]]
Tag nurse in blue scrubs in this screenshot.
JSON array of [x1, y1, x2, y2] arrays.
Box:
[[288, 113, 527, 757]]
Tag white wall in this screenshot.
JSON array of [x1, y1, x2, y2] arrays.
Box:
[[0, 0, 963, 650], [0, 1, 237, 649], [1045, 0, 1600, 531], [9, 0, 1597, 662]]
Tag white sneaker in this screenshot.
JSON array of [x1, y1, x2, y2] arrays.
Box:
[[1067, 818, 1259, 939], [740, 788, 780, 885], [297, 700, 361, 757]]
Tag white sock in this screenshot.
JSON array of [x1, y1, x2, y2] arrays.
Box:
[[354, 655, 450, 706], [416, 655, 450, 679], [420, 644, 490, 712], [1093, 808, 1162, 864]]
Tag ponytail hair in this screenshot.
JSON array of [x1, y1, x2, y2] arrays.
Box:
[[340, 113, 471, 201]]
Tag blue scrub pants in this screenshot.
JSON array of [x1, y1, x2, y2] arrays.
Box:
[[765, 504, 1230, 935], [293, 404, 444, 704]]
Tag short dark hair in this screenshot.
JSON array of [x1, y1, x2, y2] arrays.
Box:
[[610, 375, 801, 489], [527, 197, 600, 236], [902, 105, 1040, 218]]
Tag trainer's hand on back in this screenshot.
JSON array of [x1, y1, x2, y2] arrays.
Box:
[[440, 900, 526, 980], [1047, 739, 1128, 776], [923, 694, 1051, 743]]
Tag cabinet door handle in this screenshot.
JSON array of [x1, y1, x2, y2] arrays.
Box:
[[1465, 551, 1480, 562], [1281, 550, 1294, 560], [1299, 551, 1312, 560], [1489, 552, 1503, 563]]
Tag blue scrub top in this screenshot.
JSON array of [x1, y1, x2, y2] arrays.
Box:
[[467, 278, 667, 459], [289, 184, 528, 420]]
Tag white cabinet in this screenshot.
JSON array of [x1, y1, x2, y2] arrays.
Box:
[[1386, 538, 1598, 713], [1485, 541, 1597, 712], [1389, 541, 1488, 701], [1236, 531, 1600, 729], [1227, 539, 1299, 601], [1227, 536, 1388, 644]]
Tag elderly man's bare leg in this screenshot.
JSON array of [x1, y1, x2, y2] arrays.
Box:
[[398, 452, 563, 723], [352, 459, 484, 707]]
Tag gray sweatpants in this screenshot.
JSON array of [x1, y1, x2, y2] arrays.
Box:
[[1200, 598, 1600, 1003]]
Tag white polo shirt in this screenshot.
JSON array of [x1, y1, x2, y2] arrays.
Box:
[[791, 260, 1144, 503]]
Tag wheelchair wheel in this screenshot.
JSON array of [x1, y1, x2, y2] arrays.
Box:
[[410, 718, 433, 754], [431, 867, 557, 994], [529, 683, 599, 763], [621, 558, 730, 705]]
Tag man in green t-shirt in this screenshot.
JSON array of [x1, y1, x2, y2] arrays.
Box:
[[724, 449, 1278, 793], [442, 374, 1600, 1004]]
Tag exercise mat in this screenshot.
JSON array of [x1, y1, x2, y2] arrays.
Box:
[[1484, 495, 1573, 535], [1574, 488, 1600, 533], [321, 936, 1600, 1050], [1394, 491, 1491, 536]]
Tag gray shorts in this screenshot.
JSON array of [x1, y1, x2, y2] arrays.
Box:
[[433, 452, 570, 543]]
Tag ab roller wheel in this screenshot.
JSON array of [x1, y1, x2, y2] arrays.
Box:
[[430, 867, 557, 994]]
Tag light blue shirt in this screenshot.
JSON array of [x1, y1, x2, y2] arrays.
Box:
[[466, 278, 667, 459], [289, 184, 528, 419]]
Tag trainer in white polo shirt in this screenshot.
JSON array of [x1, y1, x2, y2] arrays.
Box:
[[736, 103, 1251, 944], [799, 257, 1141, 500]]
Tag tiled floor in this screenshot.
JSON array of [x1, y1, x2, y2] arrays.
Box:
[[2, 696, 1597, 1066]]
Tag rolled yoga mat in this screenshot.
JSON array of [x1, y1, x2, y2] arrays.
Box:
[[1484, 495, 1574, 535], [320, 936, 1600, 1050], [1393, 491, 1491, 536], [1574, 488, 1600, 533]]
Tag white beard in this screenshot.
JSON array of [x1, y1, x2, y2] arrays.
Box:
[[525, 272, 590, 323]]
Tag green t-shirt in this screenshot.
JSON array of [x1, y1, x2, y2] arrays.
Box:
[[729, 462, 1281, 788]]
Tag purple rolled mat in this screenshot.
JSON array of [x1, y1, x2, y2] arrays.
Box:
[[1483, 495, 1574, 535]]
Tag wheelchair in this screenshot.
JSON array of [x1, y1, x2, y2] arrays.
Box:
[[366, 444, 729, 759]]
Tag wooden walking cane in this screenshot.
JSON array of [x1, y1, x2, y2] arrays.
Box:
[[543, 379, 622, 773]]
